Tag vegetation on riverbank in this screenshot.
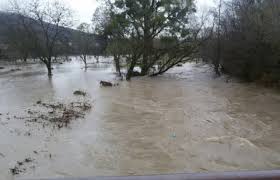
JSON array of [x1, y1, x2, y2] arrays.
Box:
[[0, 0, 279, 85], [200, 0, 280, 85]]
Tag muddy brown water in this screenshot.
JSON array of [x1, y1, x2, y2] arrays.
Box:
[[0, 57, 280, 180]]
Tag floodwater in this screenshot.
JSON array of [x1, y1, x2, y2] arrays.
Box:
[[0, 57, 280, 180]]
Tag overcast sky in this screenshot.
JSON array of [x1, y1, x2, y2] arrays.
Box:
[[0, 0, 216, 27]]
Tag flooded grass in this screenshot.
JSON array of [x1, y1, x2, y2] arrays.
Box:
[[10, 158, 34, 175], [5, 95, 92, 176], [23, 100, 92, 129]]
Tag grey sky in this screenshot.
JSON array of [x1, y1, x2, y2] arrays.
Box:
[[0, 0, 216, 27]]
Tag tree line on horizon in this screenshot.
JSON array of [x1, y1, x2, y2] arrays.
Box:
[[0, 0, 279, 84]]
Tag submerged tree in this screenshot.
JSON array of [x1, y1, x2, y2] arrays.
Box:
[[94, 0, 201, 80], [106, 40, 125, 77], [76, 23, 93, 69], [93, 1, 129, 78], [10, 0, 73, 76]]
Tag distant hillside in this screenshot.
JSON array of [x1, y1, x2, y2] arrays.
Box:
[[0, 11, 17, 42], [0, 11, 106, 55]]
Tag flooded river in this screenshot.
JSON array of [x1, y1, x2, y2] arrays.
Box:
[[0, 57, 280, 180]]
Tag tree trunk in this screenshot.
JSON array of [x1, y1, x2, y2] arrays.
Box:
[[215, 0, 222, 76], [141, 8, 152, 76], [126, 56, 138, 81], [142, 52, 148, 75], [46, 57, 52, 76], [214, 60, 220, 76], [114, 55, 121, 77], [22, 52, 28, 62], [83, 55, 87, 68], [47, 64, 52, 76], [141, 37, 152, 76]]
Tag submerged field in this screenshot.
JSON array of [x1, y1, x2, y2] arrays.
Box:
[[0, 57, 280, 179]]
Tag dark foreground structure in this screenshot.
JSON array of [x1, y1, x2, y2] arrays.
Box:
[[20, 170, 280, 180]]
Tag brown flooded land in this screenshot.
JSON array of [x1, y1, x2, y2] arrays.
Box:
[[0, 58, 280, 179]]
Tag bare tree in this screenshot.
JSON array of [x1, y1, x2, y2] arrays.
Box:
[[215, 0, 222, 76], [10, 0, 73, 76], [76, 23, 93, 69], [6, 25, 32, 62]]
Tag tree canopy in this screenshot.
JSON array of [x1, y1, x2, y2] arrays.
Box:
[[94, 0, 200, 80]]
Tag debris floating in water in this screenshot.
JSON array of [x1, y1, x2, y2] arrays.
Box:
[[10, 157, 34, 175], [100, 81, 120, 87], [24, 100, 92, 129], [100, 81, 113, 87], [73, 90, 87, 96], [6, 93, 92, 175], [10, 68, 21, 72]]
